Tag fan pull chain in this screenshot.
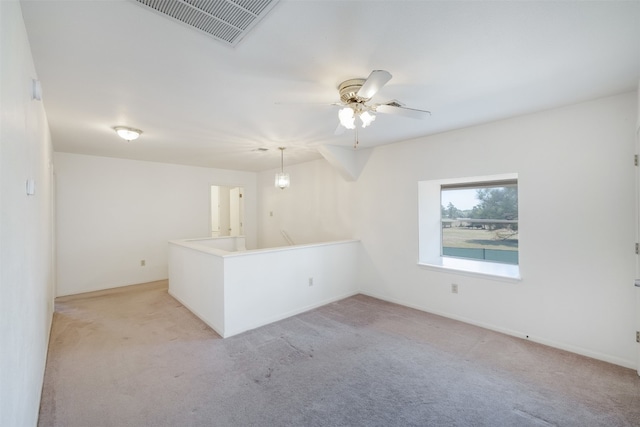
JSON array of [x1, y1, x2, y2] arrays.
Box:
[[354, 126, 359, 149]]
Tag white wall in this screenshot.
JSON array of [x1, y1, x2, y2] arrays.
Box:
[[0, 2, 55, 425], [257, 158, 355, 248], [169, 243, 226, 334], [353, 92, 638, 368], [168, 239, 360, 338], [54, 153, 257, 296], [254, 91, 638, 369], [223, 241, 360, 337]]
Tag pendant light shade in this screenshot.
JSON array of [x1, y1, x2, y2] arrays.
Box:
[[275, 147, 290, 189], [275, 172, 290, 189]]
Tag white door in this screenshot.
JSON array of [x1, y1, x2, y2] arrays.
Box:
[[238, 187, 244, 236], [636, 120, 640, 376], [229, 187, 241, 236], [636, 277, 640, 376], [210, 185, 220, 237]]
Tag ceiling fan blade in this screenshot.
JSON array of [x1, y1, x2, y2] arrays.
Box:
[[376, 104, 431, 120], [357, 70, 392, 100], [275, 101, 342, 107]]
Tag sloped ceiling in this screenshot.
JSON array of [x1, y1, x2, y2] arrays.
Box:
[[20, 0, 640, 172]]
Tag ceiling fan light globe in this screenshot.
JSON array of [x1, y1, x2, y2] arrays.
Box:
[[360, 111, 376, 128], [338, 107, 356, 129]]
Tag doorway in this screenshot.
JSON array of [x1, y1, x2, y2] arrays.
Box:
[[211, 185, 244, 237]]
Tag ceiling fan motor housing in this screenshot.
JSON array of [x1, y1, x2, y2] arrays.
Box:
[[338, 78, 369, 104]]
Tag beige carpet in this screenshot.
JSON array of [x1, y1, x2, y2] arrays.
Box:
[[39, 280, 640, 426]]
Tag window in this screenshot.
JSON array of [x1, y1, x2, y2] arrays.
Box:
[[418, 174, 520, 280], [441, 180, 518, 265]]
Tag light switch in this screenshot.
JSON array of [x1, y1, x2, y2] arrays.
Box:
[[26, 179, 35, 196]]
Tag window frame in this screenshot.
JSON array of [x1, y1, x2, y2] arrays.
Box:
[[418, 173, 521, 281], [440, 179, 518, 264]]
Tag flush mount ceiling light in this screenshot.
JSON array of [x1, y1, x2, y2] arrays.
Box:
[[114, 126, 143, 142], [275, 147, 290, 190]]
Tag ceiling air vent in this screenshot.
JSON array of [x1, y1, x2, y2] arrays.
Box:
[[133, 0, 279, 47]]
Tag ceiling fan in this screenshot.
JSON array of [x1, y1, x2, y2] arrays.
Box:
[[333, 70, 431, 147]]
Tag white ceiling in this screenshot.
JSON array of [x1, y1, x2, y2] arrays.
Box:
[[21, 0, 640, 172]]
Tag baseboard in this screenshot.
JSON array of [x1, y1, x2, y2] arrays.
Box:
[[167, 289, 225, 338], [36, 290, 56, 426], [359, 290, 637, 371], [223, 291, 360, 338], [56, 280, 168, 301]]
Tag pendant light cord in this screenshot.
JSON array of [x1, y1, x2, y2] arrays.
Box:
[[279, 147, 285, 172]]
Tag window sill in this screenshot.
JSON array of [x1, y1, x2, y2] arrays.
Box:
[[418, 257, 521, 283]]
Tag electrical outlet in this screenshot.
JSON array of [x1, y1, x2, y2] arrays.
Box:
[[451, 283, 458, 294], [141, 260, 146, 267], [308, 277, 314, 286]]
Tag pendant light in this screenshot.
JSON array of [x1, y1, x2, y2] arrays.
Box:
[[275, 147, 290, 189]]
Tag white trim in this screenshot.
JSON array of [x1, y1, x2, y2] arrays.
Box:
[[418, 261, 521, 283], [169, 238, 360, 258], [359, 290, 636, 370]]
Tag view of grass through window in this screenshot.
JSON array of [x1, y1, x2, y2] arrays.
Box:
[[441, 181, 518, 265]]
